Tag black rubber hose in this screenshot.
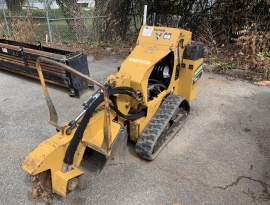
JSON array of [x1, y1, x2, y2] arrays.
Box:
[[63, 87, 144, 166], [148, 83, 167, 91], [148, 79, 166, 87], [64, 94, 104, 165], [109, 86, 138, 94], [110, 97, 145, 121], [108, 88, 145, 120], [109, 89, 139, 101]]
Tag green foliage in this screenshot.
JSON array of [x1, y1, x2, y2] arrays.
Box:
[[257, 52, 270, 58], [213, 61, 237, 69]]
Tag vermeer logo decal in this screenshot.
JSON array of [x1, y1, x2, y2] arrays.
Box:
[[154, 28, 166, 32], [155, 32, 162, 40]]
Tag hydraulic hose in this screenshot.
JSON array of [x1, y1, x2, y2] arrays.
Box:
[[63, 87, 145, 167]]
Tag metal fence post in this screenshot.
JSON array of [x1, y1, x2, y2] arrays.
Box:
[[1, 0, 10, 36], [44, 0, 53, 42]]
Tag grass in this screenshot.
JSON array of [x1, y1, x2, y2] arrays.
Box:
[[0, 7, 94, 18], [257, 51, 270, 58], [0, 7, 138, 44], [0, 7, 98, 42], [213, 61, 237, 69]]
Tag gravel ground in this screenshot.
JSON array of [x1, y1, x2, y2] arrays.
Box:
[[0, 56, 269, 205]]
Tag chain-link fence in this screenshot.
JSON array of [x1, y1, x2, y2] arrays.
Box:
[[1, 0, 270, 49], [0, 0, 109, 43]]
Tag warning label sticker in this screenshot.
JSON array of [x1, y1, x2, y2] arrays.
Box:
[[163, 33, 172, 40], [142, 27, 153, 36]]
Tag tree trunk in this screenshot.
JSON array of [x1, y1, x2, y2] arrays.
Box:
[[5, 0, 25, 15], [55, 0, 88, 41], [102, 0, 131, 42], [92, 0, 104, 41]]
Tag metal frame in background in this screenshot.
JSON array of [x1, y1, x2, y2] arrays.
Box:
[[0, 39, 91, 97]]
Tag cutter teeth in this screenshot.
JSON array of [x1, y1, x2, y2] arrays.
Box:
[[27, 171, 53, 204]]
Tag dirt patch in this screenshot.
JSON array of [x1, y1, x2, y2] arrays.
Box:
[[204, 63, 270, 83], [42, 42, 133, 60], [207, 77, 227, 84], [43, 42, 270, 81], [204, 46, 270, 81]]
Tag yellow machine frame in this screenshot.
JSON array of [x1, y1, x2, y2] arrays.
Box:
[[22, 25, 204, 201]]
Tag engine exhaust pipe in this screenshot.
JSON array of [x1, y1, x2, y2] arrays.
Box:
[[152, 13, 157, 26]]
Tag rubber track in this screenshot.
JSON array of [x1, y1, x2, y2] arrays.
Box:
[[135, 94, 187, 160]]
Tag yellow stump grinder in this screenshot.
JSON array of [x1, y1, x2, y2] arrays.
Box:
[[21, 15, 204, 204]]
